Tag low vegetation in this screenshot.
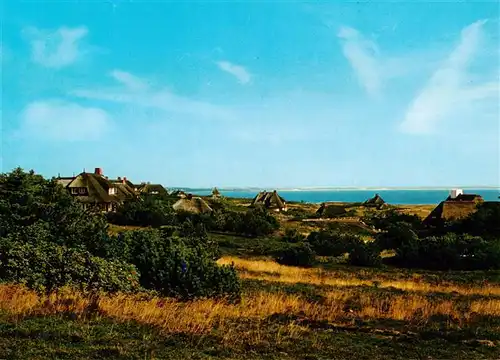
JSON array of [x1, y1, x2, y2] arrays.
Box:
[[0, 168, 499, 359]]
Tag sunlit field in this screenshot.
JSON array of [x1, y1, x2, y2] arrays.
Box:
[[1, 256, 499, 359]]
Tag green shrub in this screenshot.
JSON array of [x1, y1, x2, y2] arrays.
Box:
[[108, 197, 176, 228], [282, 228, 305, 243], [0, 168, 109, 256], [348, 240, 382, 267], [394, 233, 500, 270], [274, 242, 316, 267], [306, 230, 359, 256], [112, 229, 240, 301], [0, 239, 139, 293], [210, 208, 279, 237]]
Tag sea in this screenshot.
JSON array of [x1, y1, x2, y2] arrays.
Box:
[[185, 188, 500, 205]]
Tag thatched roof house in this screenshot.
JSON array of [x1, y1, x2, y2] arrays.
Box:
[[170, 190, 187, 198], [363, 194, 387, 208], [251, 190, 287, 212], [63, 168, 123, 212], [135, 182, 169, 197], [173, 195, 213, 214], [316, 202, 347, 218], [212, 187, 221, 198], [423, 192, 484, 226]]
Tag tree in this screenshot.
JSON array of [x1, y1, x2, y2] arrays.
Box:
[[0, 168, 108, 255]]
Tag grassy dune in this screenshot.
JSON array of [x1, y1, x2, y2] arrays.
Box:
[[1, 257, 499, 359]]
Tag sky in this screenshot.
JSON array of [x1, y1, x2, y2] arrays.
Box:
[[2, 0, 499, 188]]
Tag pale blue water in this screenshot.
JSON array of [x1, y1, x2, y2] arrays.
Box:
[[186, 189, 500, 205]]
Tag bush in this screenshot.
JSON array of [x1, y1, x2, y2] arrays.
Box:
[[0, 168, 109, 256], [210, 208, 279, 237], [108, 197, 176, 228], [348, 240, 382, 267], [306, 230, 359, 256], [110, 229, 240, 301], [274, 242, 316, 267], [0, 239, 139, 293], [282, 228, 305, 243], [374, 222, 419, 251], [363, 209, 422, 231]]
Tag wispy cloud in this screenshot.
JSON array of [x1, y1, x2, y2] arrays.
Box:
[[338, 26, 381, 96], [73, 70, 232, 120], [23, 26, 88, 68], [110, 70, 149, 91], [400, 20, 497, 134], [19, 100, 110, 141], [216, 61, 252, 84]]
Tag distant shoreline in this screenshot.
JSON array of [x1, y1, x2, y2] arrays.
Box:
[[182, 187, 500, 192]]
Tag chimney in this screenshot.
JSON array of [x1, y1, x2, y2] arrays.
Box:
[[187, 193, 193, 200], [123, 176, 127, 184], [94, 168, 103, 176], [450, 189, 463, 200], [117, 176, 122, 181]]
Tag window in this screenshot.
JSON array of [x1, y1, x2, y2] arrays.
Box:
[[71, 187, 78, 194], [108, 187, 117, 195], [78, 187, 86, 194]]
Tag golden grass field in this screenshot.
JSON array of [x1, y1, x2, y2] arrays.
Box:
[[2, 256, 499, 351]]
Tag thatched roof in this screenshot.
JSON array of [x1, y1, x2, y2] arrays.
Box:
[[316, 202, 347, 217], [173, 196, 213, 214], [67, 172, 120, 204], [364, 194, 386, 206], [212, 187, 221, 197], [251, 190, 287, 211], [423, 201, 478, 226], [135, 183, 169, 196], [56, 177, 74, 188], [170, 190, 187, 198], [446, 194, 483, 203]]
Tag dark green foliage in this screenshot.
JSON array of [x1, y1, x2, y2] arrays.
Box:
[[0, 168, 109, 256], [394, 233, 500, 271], [455, 202, 500, 238], [306, 230, 359, 256], [274, 242, 316, 267], [363, 208, 422, 231], [348, 240, 382, 267], [375, 222, 419, 251], [282, 228, 306, 243], [210, 207, 279, 237], [109, 229, 240, 301], [0, 239, 139, 293], [108, 197, 176, 228]]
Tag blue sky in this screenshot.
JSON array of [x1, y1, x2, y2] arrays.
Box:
[[2, 1, 499, 188]]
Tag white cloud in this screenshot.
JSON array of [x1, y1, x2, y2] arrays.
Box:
[[338, 26, 381, 96], [19, 100, 110, 141], [73, 71, 232, 120], [23, 26, 88, 68], [216, 61, 252, 84], [110, 70, 149, 91], [400, 20, 497, 134]]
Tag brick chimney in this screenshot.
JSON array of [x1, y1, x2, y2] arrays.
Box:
[[94, 168, 103, 176], [123, 177, 127, 184]]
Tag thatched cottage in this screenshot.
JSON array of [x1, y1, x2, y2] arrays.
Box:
[[57, 168, 136, 212], [363, 194, 387, 208], [212, 187, 221, 198], [173, 194, 213, 214], [135, 182, 169, 197], [251, 190, 287, 212], [423, 190, 484, 226], [316, 202, 347, 217]]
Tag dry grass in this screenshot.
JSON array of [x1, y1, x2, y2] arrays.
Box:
[[218, 256, 500, 297], [1, 257, 499, 350], [1, 279, 499, 341]]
